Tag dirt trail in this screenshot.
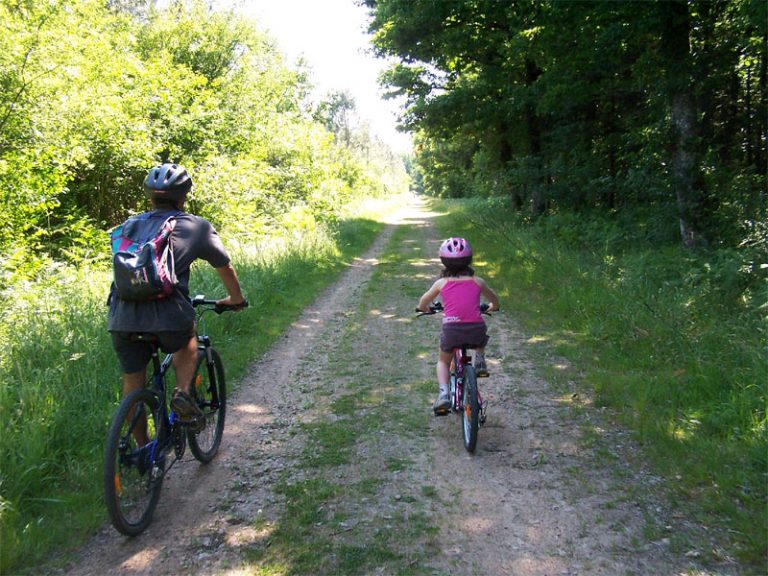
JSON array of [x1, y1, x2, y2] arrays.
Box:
[[48, 197, 739, 576]]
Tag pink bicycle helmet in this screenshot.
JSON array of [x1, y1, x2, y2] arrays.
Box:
[[439, 237, 472, 259]]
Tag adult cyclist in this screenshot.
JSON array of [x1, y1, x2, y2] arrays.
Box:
[[108, 163, 245, 438]]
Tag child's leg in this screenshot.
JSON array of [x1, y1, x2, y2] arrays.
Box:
[[436, 349, 452, 389], [433, 349, 453, 413], [473, 347, 488, 373]]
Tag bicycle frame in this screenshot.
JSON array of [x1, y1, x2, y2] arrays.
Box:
[[450, 347, 484, 416], [142, 328, 221, 478], [135, 344, 182, 482], [450, 348, 467, 412]]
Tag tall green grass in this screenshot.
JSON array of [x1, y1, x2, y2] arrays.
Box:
[[435, 198, 767, 565], [0, 204, 389, 573]]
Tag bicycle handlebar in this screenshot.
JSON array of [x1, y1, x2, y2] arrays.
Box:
[[415, 301, 494, 317], [192, 295, 249, 314]]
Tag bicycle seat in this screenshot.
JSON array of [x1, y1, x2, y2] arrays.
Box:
[[455, 343, 479, 350]]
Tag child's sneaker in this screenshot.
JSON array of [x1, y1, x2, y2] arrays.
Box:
[[433, 390, 451, 415], [474, 355, 489, 377]]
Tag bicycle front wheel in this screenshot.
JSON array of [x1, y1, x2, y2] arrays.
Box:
[[187, 347, 226, 463], [104, 388, 165, 536], [461, 366, 480, 453]]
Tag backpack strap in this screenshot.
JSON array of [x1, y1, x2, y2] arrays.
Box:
[[110, 210, 183, 253]]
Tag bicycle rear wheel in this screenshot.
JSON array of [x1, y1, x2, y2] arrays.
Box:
[[104, 388, 165, 536], [461, 366, 480, 452], [187, 347, 226, 463]]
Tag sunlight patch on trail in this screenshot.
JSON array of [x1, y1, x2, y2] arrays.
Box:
[[380, 195, 444, 225], [459, 516, 495, 533], [350, 256, 381, 266], [119, 548, 161, 571], [226, 403, 274, 436], [368, 309, 397, 319], [291, 313, 324, 329], [512, 556, 569, 575], [234, 403, 269, 415], [224, 524, 274, 549]]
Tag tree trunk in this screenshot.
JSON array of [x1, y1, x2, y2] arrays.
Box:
[[758, 34, 767, 176], [661, 0, 706, 248], [670, 92, 702, 247], [524, 58, 546, 216], [497, 120, 520, 209]]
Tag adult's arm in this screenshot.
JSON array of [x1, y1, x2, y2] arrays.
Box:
[[215, 263, 246, 309]]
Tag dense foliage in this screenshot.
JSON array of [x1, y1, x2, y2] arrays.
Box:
[[0, 0, 407, 288], [364, 0, 766, 250]]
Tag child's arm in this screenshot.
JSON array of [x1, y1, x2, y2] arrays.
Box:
[[476, 277, 500, 312], [417, 279, 443, 312]]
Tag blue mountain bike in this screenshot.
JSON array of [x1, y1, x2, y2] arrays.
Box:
[[103, 296, 245, 535]]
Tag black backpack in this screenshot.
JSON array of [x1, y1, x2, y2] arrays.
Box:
[[110, 211, 181, 301]]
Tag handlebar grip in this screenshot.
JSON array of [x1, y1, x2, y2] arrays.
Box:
[[215, 300, 249, 314]]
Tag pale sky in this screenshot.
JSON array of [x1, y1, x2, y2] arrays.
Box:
[[221, 0, 412, 154]]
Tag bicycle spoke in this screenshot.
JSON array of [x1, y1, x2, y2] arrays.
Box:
[[104, 389, 164, 536], [461, 366, 480, 452], [187, 348, 226, 463]]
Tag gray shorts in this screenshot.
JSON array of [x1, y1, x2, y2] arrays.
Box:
[[111, 329, 195, 374], [439, 322, 488, 353]]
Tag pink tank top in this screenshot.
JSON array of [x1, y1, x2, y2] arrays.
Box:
[[441, 279, 483, 324]]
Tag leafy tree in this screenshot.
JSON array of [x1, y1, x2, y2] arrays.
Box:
[[0, 0, 408, 288], [315, 89, 357, 146], [364, 0, 767, 247]]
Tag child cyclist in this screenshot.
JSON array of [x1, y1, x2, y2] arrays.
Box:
[[417, 237, 500, 414]]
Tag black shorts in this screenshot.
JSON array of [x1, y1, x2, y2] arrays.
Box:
[[439, 322, 489, 353], [111, 329, 195, 373]]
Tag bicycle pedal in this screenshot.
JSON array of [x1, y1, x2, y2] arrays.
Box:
[[176, 411, 203, 425], [433, 407, 450, 417], [187, 416, 207, 433], [477, 371, 490, 378]]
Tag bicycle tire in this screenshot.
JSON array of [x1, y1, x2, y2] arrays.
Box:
[[187, 347, 226, 463], [104, 388, 165, 536], [461, 365, 480, 453]]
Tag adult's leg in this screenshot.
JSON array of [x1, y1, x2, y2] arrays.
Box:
[[122, 369, 149, 446], [123, 370, 146, 396], [172, 335, 199, 393]]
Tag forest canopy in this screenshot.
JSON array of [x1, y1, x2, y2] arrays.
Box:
[[364, 0, 766, 251]]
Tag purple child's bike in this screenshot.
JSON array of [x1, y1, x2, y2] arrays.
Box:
[[417, 301, 492, 453]]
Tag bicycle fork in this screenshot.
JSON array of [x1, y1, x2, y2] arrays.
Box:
[[451, 350, 488, 425]]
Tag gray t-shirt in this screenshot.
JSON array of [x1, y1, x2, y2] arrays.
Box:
[[107, 209, 231, 333]]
